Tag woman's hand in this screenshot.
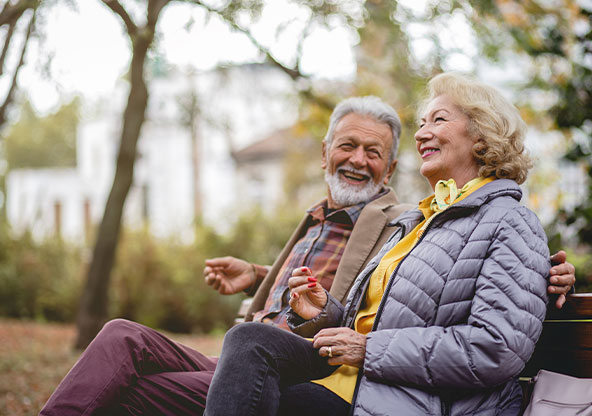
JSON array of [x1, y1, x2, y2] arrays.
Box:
[[313, 327, 367, 368], [288, 267, 327, 320]]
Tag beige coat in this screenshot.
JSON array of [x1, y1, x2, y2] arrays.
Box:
[[245, 188, 411, 321]]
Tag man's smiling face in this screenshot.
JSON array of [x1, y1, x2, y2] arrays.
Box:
[[322, 112, 396, 209]]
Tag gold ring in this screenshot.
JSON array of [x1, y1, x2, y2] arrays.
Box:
[[328, 346, 333, 358]]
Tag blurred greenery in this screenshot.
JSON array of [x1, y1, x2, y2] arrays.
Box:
[[3, 98, 79, 169], [0, 204, 302, 334], [0, 223, 81, 322], [464, 0, 592, 252], [1, 0, 591, 338]]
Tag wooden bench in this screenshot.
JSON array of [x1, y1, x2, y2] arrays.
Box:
[[522, 293, 592, 377], [520, 293, 592, 409], [234, 297, 253, 325], [235, 293, 592, 407]]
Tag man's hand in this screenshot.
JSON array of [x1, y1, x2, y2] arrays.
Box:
[[549, 250, 576, 309], [204, 256, 255, 295], [313, 327, 366, 368]]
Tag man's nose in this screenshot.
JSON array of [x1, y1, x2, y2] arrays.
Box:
[[349, 146, 367, 168]]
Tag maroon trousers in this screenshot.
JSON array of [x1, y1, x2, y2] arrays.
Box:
[[40, 319, 217, 416]]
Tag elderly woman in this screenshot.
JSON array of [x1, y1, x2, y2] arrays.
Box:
[[204, 73, 550, 416]]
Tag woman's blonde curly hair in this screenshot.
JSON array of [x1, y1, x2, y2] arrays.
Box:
[[421, 72, 532, 184]]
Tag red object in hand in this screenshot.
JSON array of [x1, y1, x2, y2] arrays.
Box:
[[308, 283, 317, 288], [308, 277, 317, 283]]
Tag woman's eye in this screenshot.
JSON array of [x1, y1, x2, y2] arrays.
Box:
[[435, 117, 445, 122]]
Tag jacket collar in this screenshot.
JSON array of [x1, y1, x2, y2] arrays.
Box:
[[387, 179, 522, 228]]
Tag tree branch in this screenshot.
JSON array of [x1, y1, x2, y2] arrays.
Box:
[[183, 0, 305, 80], [0, 7, 36, 128], [148, 0, 170, 26], [294, 13, 314, 75], [179, 0, 337, 111], [0, 20, 16, 76], [102, 0, 138, 35], [299, 87, 335, 112], [0, 0, 36, 27]]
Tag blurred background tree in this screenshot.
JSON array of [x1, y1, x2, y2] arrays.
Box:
[[0, 0, 590, 344], [466, 0, 591, 287], [76, 0, 366, 348], [353, 0, 592, 287], [3, 98, 79, 169]]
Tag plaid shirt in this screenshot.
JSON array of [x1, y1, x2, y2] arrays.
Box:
[[253, 190, 387, 330]]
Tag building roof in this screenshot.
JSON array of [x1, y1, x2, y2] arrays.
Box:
[[232, 127, 316, 164]]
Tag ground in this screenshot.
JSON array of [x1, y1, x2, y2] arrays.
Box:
[[0, 319, 224, 416]]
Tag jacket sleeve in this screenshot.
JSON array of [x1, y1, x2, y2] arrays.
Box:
[[287, 290, 344, 338], [363, 207, 550, 389]]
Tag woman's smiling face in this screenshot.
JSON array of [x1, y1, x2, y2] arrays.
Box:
[[415, 94, 480, 189]]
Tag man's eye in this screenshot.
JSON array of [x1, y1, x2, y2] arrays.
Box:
[[435, 117, 445, 122]]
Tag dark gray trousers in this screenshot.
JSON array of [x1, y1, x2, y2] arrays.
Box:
[[205, 322, 348, 416]]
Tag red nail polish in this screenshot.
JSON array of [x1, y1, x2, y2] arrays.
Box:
[[308, 283, 316, 288], [308, 277, 317, 282]]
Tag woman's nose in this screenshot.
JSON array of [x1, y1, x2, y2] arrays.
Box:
[[414, 124, 431, 142]]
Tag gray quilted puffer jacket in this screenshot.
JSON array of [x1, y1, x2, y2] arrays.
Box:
[[289, 179, 550, 416]]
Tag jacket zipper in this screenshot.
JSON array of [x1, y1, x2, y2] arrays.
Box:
[[347, 225, 409, 412], [372, 219, 429, 330], [350, 204, 471, 413], [371, 204, 471, 329], [441, 397, 451, 416]]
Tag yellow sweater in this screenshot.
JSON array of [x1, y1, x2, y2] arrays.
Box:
[[312, 177, 494, 403]]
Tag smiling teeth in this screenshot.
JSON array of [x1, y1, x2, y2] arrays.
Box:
[[345, 172, 365, 180], [422, 148, 439, 156], [342, 170, 367, 180]]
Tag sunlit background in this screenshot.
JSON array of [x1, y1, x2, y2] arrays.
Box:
[[0, 0, 591, 412]]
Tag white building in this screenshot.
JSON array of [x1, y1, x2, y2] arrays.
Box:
[[6, 63, 299, 242]]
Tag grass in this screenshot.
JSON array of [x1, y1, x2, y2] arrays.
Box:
[[0, 319, 224, 416]]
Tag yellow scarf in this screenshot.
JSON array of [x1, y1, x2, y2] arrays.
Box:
[[430, 177, 484, 214]]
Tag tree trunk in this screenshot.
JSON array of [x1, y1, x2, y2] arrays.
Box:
[[188, 91, 201, 218], [75, 28, 154, 349]]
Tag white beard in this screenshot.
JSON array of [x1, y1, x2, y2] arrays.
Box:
[[324, 167, 383, 207]]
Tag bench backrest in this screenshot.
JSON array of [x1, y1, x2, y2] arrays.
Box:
[[237, 294, 592, 377], [521, 293, 592, 378]]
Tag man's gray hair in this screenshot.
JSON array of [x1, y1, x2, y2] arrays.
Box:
[[324, 96, 402, 163]]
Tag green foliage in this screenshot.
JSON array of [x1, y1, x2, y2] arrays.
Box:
[[2, 98, 80, 169], [0, 224, 82, 321], [218, 205, 303, 265], [109, 208, 301, 334], [569, 251, 592, 293], [110, 227, 235, 334], [0, 206, 302, 334]]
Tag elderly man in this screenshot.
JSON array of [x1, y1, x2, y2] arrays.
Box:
[[205, 96, 410, 331], [40, 97, 574, 416]]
